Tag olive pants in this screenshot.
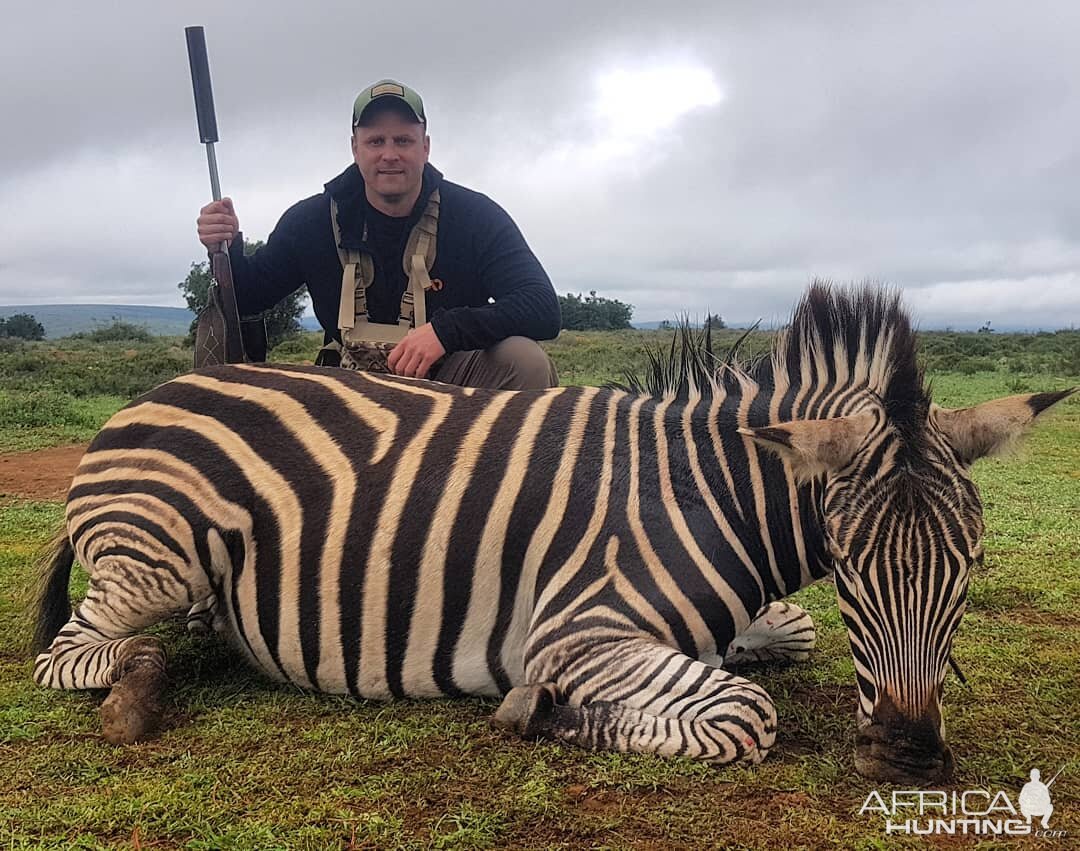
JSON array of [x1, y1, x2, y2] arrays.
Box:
[[431, 336, 559, 390]]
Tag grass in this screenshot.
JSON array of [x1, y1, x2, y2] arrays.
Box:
[[0, 333, 1078, 848], [1, 327, 1075, 452], [0, 337, 189, 453], [0, 393, 129, 453]]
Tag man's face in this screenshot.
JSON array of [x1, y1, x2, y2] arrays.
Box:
[[351, 109, 430, 205]]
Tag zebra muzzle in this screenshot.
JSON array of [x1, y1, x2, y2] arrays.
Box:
[[855, 724, 954, 785], [855, 712, 950, 786], [854, 695, 954, 785]]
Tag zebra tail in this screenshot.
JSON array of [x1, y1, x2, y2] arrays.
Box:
[[28, 527, 75, 656]]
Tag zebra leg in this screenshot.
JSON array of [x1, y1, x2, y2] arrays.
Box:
[[98, 636, 168, 745], [34, 613, 169, 745], [494, 640, 777, 764], [185, 593, 220, 636], [33, 550, 199, 743], [722, 601, 816, 667]]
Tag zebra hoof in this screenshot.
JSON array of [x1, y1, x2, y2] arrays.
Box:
[[491, 683, 558, 740], [186, 618, 211, 637], [100, 643, 167, 745]]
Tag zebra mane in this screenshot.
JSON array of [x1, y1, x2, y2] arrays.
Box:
[[615, 320, 756, 402], [766, 281, 929, 436], [621, 281, 930, 440]]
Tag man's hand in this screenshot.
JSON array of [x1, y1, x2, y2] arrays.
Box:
[[387, 323, 446, 379], [197, 197, 239, 250]]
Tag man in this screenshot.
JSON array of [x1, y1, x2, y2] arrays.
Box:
[[197, 79, 560, 389]]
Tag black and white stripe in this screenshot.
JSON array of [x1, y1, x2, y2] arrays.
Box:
[[32, 283, 1070, 776]]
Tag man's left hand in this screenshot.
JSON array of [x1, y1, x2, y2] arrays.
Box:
[[387, 323, 447, 379]]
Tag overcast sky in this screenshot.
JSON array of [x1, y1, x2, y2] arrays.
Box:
[[2, 0, 1078, 329]]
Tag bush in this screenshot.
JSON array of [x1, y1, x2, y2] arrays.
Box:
[[179, 240, 307, 350], [269, 331, 323, 363], [559, 291, 634, 331], [953, 357, 997, 375], [75, 321, 155, 343], [0, 339, 189, 398], [918, 330, 1080, 376], [0, 390, 106, 430], [0, 313, 45, 340]]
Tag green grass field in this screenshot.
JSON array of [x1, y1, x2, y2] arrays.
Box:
[[0, 330, 1077, 849]]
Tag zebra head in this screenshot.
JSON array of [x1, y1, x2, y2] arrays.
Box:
[[746, 388, 1073, 785]]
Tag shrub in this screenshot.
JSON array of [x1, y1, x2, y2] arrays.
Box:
[[558, 291, 634, 331], [0, 340, 189, 398], [79, 322, 154, 343], [0, 390, 103, 430], [0, 313, 45, 340], [179, 241, 308, 349]]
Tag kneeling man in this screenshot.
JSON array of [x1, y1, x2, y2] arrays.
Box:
[[197, 79, 560, 389]]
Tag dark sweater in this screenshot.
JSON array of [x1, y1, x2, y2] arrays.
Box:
[[230, 163, 561, 354]]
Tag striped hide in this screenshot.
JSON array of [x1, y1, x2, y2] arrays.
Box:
[[31, 282, 1073, 783]]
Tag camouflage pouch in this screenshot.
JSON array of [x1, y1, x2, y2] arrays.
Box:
[[340, 340, 396, 373]]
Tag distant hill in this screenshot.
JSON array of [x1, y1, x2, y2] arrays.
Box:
[[5, 305, 1062, 340], [0, 305, 196, 338]]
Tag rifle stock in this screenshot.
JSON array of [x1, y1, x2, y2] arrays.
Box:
[[192, 243, 267, 368], [212, 247, 247, 363]]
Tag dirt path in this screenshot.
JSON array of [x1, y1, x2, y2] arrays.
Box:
[[0, 443, 88, 500]]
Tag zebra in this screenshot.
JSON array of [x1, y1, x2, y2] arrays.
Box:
[[30, 283, 1071, 784]]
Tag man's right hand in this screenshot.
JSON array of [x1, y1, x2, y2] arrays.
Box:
[[197, 197, 239, 250]]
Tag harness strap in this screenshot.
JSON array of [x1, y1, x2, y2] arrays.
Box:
[[402, 190, 439, 328], [330, 189, 440, 346]]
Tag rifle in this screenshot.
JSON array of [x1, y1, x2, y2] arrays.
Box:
[[185, 26, 267, 367]]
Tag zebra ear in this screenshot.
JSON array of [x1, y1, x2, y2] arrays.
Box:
[[932, 389, 1076, 465], [738, 409, 879, 481]]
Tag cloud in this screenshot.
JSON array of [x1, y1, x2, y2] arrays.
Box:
[[1, 0, 1078, 331]]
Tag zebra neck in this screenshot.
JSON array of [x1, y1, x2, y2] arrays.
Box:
[[656, 395, 834, 629]]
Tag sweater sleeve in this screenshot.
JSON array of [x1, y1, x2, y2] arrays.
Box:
[[229, 201, 311, 317], [430, 198, 561, 354]]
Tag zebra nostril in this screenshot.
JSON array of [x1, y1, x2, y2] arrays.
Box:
[[855, 720, 952, 785]]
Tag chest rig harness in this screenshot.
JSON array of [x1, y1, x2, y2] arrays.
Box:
[[326, 188, 440, 371]]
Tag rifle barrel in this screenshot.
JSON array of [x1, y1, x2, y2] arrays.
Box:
[[186, 27, 226, 249], [205, 144, 222, 203]]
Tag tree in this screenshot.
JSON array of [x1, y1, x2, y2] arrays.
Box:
[[0, 313, 45, 340], [178, 239, 308, 349], [558, 291, 634, 331], [704, 312, 726, 330]]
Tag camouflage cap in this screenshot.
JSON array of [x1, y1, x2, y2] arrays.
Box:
[[352, 79, 426, 127]]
